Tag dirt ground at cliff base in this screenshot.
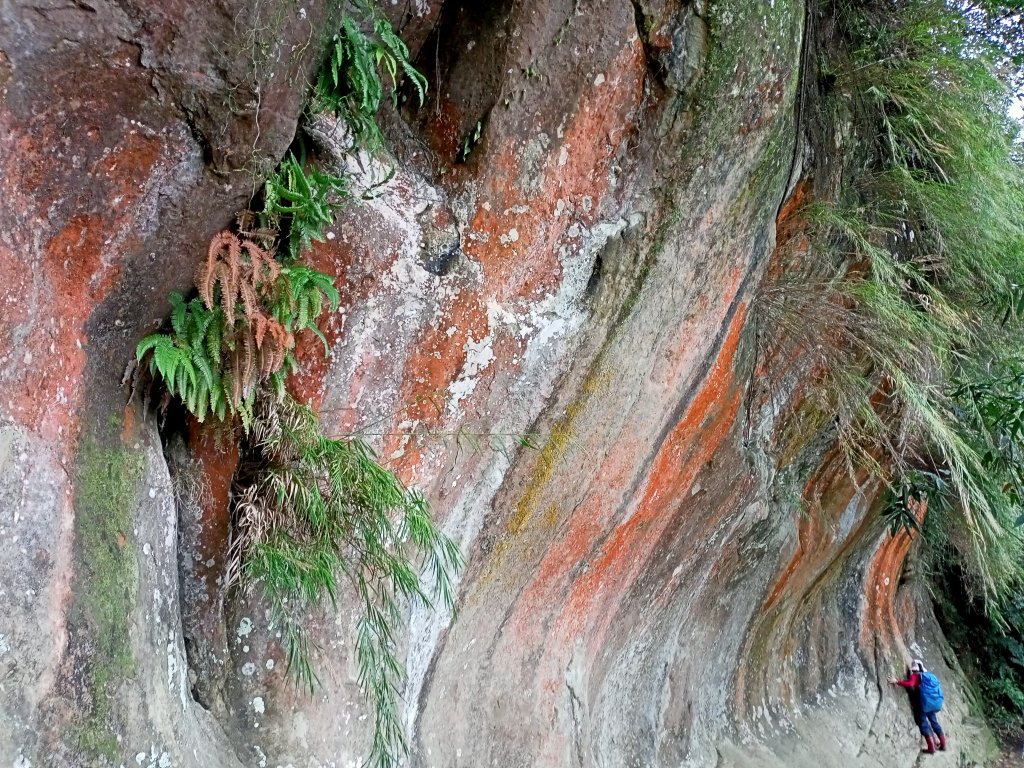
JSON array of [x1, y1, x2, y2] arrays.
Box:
[[988, 743, 1024, 768]]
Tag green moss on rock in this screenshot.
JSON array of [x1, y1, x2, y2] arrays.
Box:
[[72, 436, 144, 761]]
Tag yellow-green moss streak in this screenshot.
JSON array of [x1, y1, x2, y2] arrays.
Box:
[[71, 432, 144, 760], [506, 365, 612, 536]]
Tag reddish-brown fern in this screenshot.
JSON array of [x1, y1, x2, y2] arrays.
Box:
[[196, 231, 280, 327]]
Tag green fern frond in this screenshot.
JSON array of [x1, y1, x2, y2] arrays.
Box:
[[312, 4, 427, 156], [135, 333, 165, 365], [169, 292, 187, 337]]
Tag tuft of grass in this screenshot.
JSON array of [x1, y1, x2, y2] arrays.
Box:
[[228, 391, 461, 768]]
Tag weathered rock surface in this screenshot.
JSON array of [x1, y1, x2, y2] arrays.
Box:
[[0, 0, 998, 767]]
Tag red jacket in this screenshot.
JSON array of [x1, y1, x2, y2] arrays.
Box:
[[896, 672, 920, 689]]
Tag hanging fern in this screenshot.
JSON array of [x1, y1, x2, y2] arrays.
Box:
[[133, 11, 443, 768], [136, 293, 229, 422], [273, 264, 341, 351], [197, 231, 281, 325], [136, 242, 339, 421]]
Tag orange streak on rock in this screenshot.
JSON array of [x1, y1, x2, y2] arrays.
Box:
[[861, 499, 924, 658], [760, 452, 850, 614], [380, 292, 492, 484], [185, 417, 240, 610], [509, 301, 749, 671], [423, 96, 465, 162], [773, 179, 811, 250], [571, 304, 748, 657], [400, 292, 489, 426], [1, 213, 117, 442]]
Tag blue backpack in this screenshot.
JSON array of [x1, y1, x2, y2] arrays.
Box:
[[919, 671, 944, 713]]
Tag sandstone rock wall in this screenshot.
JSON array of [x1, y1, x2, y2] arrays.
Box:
[[0, 0, 993, 766]]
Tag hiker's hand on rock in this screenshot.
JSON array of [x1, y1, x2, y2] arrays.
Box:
[[887, 677, 897, 684]]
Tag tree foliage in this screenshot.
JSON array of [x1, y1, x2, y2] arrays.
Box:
[[807, 0, 1024, 596], [803, 0, 1024, 734]]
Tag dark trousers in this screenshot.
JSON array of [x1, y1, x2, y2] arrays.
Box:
[[917, 711, 944, 738]]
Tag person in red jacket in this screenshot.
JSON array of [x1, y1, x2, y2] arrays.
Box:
[[888, 659, 947, 754]]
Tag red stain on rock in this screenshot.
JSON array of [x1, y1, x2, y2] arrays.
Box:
[[288, 202, 403, 412], [760, 447, 866, 613], [288, 239, 359, 410], [510, 301, 749, 670], [567, 303, 748, 656], [773, 178, 812, 259], [0, 213, 120, 442], [382, 291, 491, 472], [464, 39, 645, 303], [406, 294, 488, 422], [186, 417, 239, 603], [44, 215, 120, 304], [0, 99, 165, 445], [424, 96, 466, 162]]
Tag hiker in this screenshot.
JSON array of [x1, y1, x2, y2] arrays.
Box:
[[888, 659, 947, 754]]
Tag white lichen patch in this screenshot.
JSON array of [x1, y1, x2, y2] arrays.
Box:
[[498, 228, 520, 246], [252, 696, 265, 714], [446, 333, 496, 411], [236, 617, 254, 638], [134, 747, 171, 768]]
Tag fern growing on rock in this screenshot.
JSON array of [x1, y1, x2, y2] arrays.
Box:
[[262, 151, 349, 260], [135, 293, 230, 422], [198, 231, 281, 326], [136, 230, 339, 422], [133, 8, 457, 768], [312, 0, 427, 151]]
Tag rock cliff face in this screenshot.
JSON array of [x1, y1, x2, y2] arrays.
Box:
[[0, 1, 993, 767]]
